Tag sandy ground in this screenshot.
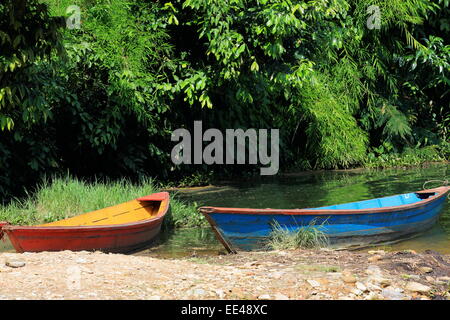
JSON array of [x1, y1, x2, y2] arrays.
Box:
[[0, 248, 449, 300]]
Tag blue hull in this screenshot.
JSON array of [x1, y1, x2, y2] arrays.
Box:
[[200, 187, 449, 252]]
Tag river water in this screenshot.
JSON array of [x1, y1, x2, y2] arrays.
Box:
[[1, 164, 449, 256]]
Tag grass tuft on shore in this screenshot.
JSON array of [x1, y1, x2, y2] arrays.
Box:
[[0, 176, 204, 228], [267, 219, 329, 250]]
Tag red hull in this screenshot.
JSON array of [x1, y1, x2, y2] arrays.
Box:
[[0, 192, 169, 253]]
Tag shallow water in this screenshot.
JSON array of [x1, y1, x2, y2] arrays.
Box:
[[143, 163, 450, 256]]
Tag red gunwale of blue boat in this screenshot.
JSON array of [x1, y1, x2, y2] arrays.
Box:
[[200, 187, 450, 253]]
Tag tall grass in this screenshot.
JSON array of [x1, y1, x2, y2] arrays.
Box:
[[267, 219, 329, 250], [0, 176, 204, 228]]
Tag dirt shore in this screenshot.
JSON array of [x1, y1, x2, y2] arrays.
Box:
[[0, 248, 449, 300]]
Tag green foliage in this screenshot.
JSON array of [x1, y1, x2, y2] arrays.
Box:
[[365, 144, 448, 168], [0, 0, 448, 201], [298, 74, 368, 169], [0, 0, 62, 131]]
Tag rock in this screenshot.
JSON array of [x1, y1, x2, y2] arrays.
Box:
[[381, 288, 405, 300], [368, 250, 386, 255], [341, 272, 357, 284], [271, 271, 285, 279], [425, 276, 435, 283], [258, 294, 271, 300], [405, 282, 431, 293], [352, 289, 363, 296], [214, 289, 226, 299], [402, 274, 420, 280], [366, 283, 382, 291], [355, 282, 367, 292], [368, 255, 382, 263], [273, 293, 289, 300], [437, 276, 450, 283], [186, 288, 207, 297], [306, 279, 321, 288], [75, 258, 88, 264], [419, 267, 433, 273], [367, 274, 391, 287], [148, 295, 161, 300], [365, 292, 381, 300], [366, 265, 382, 276], [5, 261, 25, 268]]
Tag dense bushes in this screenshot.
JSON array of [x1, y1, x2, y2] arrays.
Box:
[[0, 0, 448, 201]]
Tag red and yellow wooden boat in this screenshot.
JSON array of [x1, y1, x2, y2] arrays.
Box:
[[0, 192, 170, 253]]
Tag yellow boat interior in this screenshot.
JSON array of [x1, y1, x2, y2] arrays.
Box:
[[39, 200, 163, 227]]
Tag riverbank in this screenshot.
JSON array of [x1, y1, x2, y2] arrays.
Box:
[[1, 248, 449, 300]]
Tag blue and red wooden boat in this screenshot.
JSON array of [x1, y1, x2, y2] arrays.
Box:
[[200, 187, 450, 253], [0, 192, 170, 253]]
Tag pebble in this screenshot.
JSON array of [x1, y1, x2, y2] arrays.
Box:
[[355, 282, 367, 292], [381, 287, 405, 300], [366, 265, 382, 276], [352, 289, 363, 296], [405, 282, 431, 293], [258, 294, 271, 300], [367, 255, 382, 263], [419, 267, 433, 273], [214, 289, 226, 299], [186, 288, 207, 297], [341, 272, 357, 284], [270, 271, 285, 279], [366, 283, 382, 291], [5, 261, 25, 268], [306, 279, 321, 288], [365, 292, 381, 300], [273, 293, 289, 300], [368, 250, 386, 255], [367, 274, 391, 287], [75, 258, 88, 264], [0, 267, 12, 273]]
